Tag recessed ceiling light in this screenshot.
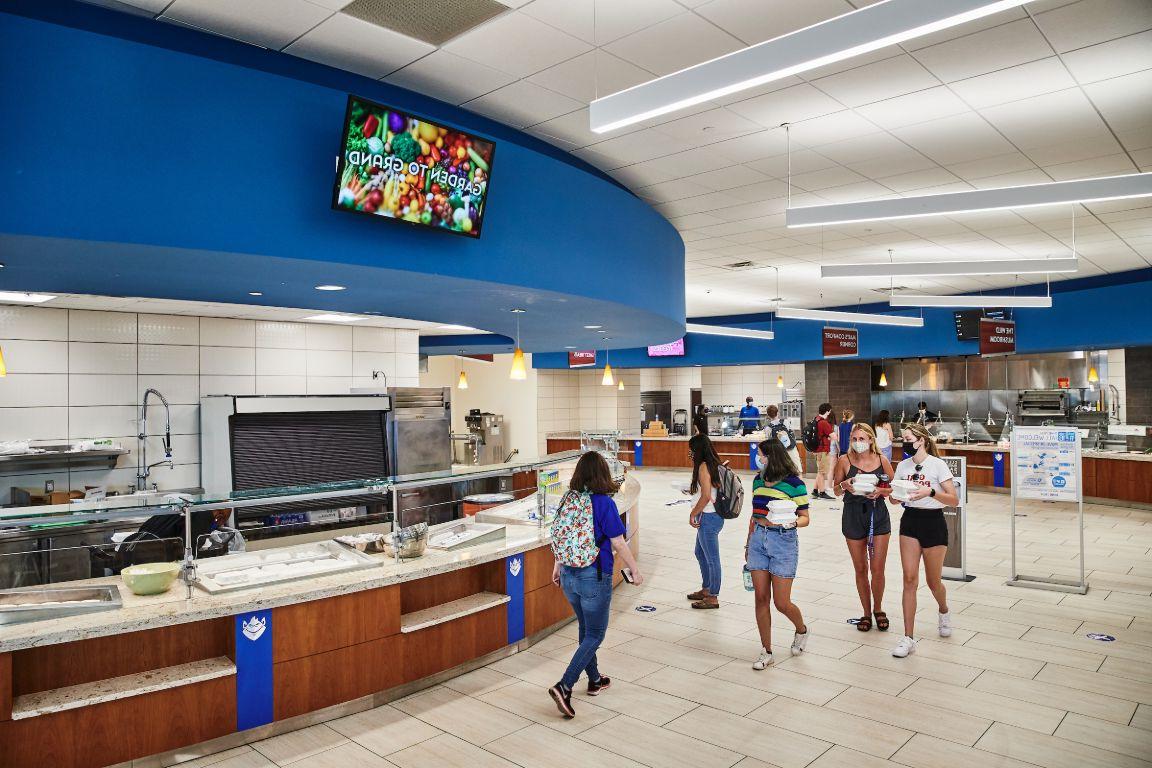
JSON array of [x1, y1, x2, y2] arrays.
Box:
[[584, 325, 603, 330], [564, 346, 577, 349], [314, 284, 346, 291], [0, 263, 6, 268], [301, 314, 360, 323], [0, 291, 57, 304], [248, 291, 263, 297], [510, 308, 526, 314]]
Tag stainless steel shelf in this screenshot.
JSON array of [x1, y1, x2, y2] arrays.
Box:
[[0, 449, 129, 471]]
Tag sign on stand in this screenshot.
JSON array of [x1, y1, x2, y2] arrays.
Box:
[[1008, 427, 1088, 593], [940, 456, 972, 582]]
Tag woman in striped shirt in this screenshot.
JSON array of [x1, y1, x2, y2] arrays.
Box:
[[746, 438, 810, 670]]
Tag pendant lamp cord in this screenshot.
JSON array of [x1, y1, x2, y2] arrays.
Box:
[[784, 123, 791, 208]]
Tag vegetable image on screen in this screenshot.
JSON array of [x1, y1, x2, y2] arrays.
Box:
[[334, 96, 495, 237]]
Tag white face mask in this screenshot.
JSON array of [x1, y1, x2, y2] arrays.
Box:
[[852, 440, 870, 453], [755, 454, 767, 470]]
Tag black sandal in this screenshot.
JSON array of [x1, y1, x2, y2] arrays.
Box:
[[874, 611, 890, 631], [856, 615, 872, 632]]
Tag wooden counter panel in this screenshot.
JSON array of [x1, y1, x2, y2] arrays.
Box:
[[274, 635, 403, 721], [400, 604, 507, 683], [273, 586, 401, 663], [400, 561, 505, 615], [547, 439, 580, 453], [524, 545, 557, 592], [0, 654, 10, 722], [0, 676, 234, 768], [642, 440, 691, 468], [11, 619, 231, 697], [513, 469, 538, 500], [525, 584, 572, 636]]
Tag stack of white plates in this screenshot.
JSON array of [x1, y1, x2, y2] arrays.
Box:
[[766, 498, 798, 525], [890, 479, 918, 501], [853, 473, 878, 494]]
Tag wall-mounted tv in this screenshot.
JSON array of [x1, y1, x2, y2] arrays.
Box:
[[333, 95, 495, 238], [648, 338, 686, 357], [955, 308, 1012, 341]]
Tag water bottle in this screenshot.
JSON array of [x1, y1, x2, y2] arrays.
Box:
[[743, 565, 754, 591]]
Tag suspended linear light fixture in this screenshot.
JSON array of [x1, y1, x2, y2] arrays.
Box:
[[589, 0, 1031, 133], [686, 323, 775, 340], [889, 294, 1052, 308], [821, 256, 1079, 279], [788, 173, 1152, 228], [775, 306, 923, 327], [509, 309, 527, 381]]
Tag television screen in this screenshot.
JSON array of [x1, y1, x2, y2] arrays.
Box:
[[955, 308, 1011, 341], [333, 95, 495, 238], [648, 338, 686, 357]]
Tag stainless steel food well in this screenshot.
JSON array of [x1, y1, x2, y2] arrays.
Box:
[[0, 585, 123, 625]]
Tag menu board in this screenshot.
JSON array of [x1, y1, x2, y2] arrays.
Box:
[[822, 327, 859, 357], [980, 317, 1016, 355], [1013, 426, 1081, 502], [568, 350, 596, 368]]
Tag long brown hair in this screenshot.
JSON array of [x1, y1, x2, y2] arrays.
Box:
[[688, 434, 721, 494], [569, 451, 620, 495], [757, 438, 798, 483], [901, 422, 940, 458]]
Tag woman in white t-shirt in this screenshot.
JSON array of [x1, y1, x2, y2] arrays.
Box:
[[892, 423, 959, 659], [874, 410, 894, 460]]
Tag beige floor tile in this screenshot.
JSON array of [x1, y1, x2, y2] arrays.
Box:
[[542, 643, 667, 682], [1036, 664, 1152, 706], [554, 622, 639, 649], [159, 746, 263, 768], [908, 635, 1045, 678], [327, 705, 443, 756], [748, 696, 913, 758], [665, 705, 831, 768], [577, 714, 743, 768], [710, 658, 848, 706], [609, 612, 702, 642], [1054, 713, 1152, 760], [945, 609, 1032, 639], [648, 607, 762, 639], [478, 680, 617, 736], [392, 687, 531, 746], [528, 630, 582, 655], [734, 624, 862, 660], [679, 629, 767, 661], [975, 721, 1152, 768], [1102, 656, 1152, 684], [964, 632, 1106, 670], [809, 745, 905, 768], [251, 725, 348, 767], [971, 670, 1137, 724], [613, 635, 732, 673], [1022, 626, 1152, 662], [1071, 622, 1152, 648], [826, 687, 991, 746], [774, 651, 917, 696], [572, 677, 699, 726], [486, 723, 648, 768], [286, 742, 396, 768], [961, 601, 1104, 632], [634, 665, 774, 715], [442, 667, 520, 697], [387, 734, 520, 768], [891, 732, 1039, 768], [488, 650, 572, 687], [1133, 704, 1152, 731], [899, 678, 1065, 734], [839, 644, 981, 687]]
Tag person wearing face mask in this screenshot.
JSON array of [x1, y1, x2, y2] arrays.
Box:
[[748, 438, 810, 669], [765, 404, 801, 472], [892, 423, 960, 658], [686, 434, 725, 609], [915, 401, 939, 432], [833, 424, 895, 632], [739, 397, 761, 436]]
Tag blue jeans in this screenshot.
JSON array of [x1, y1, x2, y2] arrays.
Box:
[[694, 512, 725, 595], [881, 445, 892, 461], [559, 564, 613, 689]]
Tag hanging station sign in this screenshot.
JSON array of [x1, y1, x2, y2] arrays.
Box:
[[822, 327, 858, 358], [568, 350, 596, 368], [979, 317, 1016, 356]]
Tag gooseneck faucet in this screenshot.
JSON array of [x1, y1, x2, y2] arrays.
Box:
[[137, 388, 173, 491]]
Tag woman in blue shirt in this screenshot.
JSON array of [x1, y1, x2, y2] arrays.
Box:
[[548, 451, 643, 719]]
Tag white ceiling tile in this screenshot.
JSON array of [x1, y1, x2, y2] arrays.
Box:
[[1034, 0, 1152, 53], [695, 0, 853, 45], [284, 14, 433, 78], [80, 0, 167, 14], [945, 152, 1038, 181], [527, 50, 655, 103], [790, 166, 867, 192], [854, 86, 971, 130], [521, 0, 683, 45], [651, 108, 763, 146], [385, 50, 516, 105], [581, 128, 696, 167], [875, 167, 964, 193], [846, 149, 939, 180], [748, 148, 839, 177], [947, 57, 1077, 109], [903, 8, 1029, 50], [813, 54, 940, 108], [637, 178, 708, 202], [494, 0, 532, 7], [442, 12, 591, 78], [602, 12, 744, 76], [528, 108, 607, 149], [692, 165, 773, 192], [727, 83, 844, 128], [791, 111, 881, 147], [463, 81, 584, 129], [1081, 69, 1152, 147], [811, 180, 897, 203], [980, 88, 1115, 152], [1063, 30, 1152, 83], [892, 112, 1018, 165], [1046, 153, 1139, 180], [814, 131, 915, 166], [912, 18, 1053, 83], [163, 0, 332, 50], [710, 130, 788, 163]]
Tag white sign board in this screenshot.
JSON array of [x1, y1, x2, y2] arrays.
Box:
[[1013, 426, 1081, 502]]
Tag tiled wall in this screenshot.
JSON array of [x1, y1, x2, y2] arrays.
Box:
[[0, 306, 419, 504], [536, 367, 641, 453], [700, 363, 806, 410]]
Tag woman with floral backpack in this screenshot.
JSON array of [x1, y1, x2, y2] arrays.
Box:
[[547, 451, 643, 719]]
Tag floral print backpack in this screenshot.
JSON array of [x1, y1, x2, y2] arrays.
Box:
[[550, 490, 601, 568]]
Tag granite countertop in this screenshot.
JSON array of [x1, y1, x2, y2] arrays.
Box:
[[0, 479, 642, 652], [937, 443, 1152, 462], [546, 432, 758, 443]]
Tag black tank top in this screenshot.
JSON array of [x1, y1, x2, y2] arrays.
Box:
[[844, 459, 890, 507]]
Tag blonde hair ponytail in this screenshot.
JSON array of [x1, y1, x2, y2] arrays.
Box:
[[902, 422, 940, 458]]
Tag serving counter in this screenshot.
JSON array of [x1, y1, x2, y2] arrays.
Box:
[[0, 456, 641, 768], [547, 433, 806, 472]]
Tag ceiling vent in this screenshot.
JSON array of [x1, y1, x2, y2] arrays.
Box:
[[872, 286, 909, 293], [341, 0, 507, 46], [723, 261, 760, 270]]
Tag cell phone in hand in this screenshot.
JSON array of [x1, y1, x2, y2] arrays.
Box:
[[620, 568, 635, 584]]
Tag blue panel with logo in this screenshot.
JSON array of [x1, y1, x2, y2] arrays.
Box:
[[633, 440, 643, 467], [506, 554, 525, 644], [993, 452, 1005, 487], [749, 442, 758, 470], [235, 610, 274, 731]]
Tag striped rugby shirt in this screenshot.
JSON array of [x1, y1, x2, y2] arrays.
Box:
[[751, 474, 809, 518]]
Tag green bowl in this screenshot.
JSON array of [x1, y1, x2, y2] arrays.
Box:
[[121, 562, 180, 596]]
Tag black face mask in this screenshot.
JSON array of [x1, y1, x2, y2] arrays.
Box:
[[902, 439, 918, 455]]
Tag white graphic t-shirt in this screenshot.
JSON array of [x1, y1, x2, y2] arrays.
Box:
[[895, 454, 954, 510]]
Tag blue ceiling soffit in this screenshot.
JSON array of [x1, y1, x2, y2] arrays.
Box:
[[0, 3, 685, 351]]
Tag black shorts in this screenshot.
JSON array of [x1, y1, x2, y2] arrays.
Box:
[[900, 509, 948, 548], [841, 499, 891, 540]]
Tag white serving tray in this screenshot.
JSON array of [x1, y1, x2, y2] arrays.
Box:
[[194, 540, 379, 594], [426, 521, 506, 551]]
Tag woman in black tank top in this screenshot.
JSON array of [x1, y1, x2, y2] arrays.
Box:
[[833, 424, 896, 632]]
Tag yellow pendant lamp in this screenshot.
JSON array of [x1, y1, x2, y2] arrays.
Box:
[[1087, 365, 1099, 384], [509, 309, 527, 381], [0, 345, 6, 377], [618, 379, 625, 391], [879, 371, 888, 387], [456, 351, 468, 389], [776, 374, 784, 388], [602, 362, 614, 386]]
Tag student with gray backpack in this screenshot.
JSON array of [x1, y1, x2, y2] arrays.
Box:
[[547, 451, 643, 719], [685, 434, 743, 609]]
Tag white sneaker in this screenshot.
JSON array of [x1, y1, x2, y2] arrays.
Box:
[[892, 636, 917, 658], [938, 611, 953, 638], [791, 629, 809, 656], [752, 650, 775, 670]]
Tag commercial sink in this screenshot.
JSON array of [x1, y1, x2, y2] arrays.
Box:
[[0, 585, 123, 625]]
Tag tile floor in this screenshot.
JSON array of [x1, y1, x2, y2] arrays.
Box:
[[145, 468, 1152, 768]]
